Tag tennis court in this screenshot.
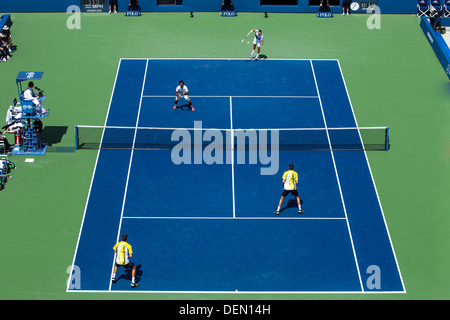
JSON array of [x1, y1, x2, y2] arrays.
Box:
[[68, 58, 404, 293]]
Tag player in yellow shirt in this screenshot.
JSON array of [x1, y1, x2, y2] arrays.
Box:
[[111, 234, 139, 287], [275, 163, 303, 215]]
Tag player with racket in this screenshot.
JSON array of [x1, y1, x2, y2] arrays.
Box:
[[174, 80, 194, 111], [111, 234, 139, 287], [242, 29, 264, 60], [275, 163, 303, 215]]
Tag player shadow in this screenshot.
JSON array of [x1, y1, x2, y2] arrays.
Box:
[[174, 103, 194, 111], [115, 264, 143, 284], [246, 54, 268, 62], [279, 198, 303, 214], [257, 54, 268, 60]]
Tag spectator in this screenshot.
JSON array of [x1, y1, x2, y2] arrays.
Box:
[[221, 0, 235, 11], [342, 0, 351, 15], [128, 0, 141, 11], [0, 43, 11, 62], [0, 26, 12, 62], [319, 0, 331, 12], [109, 0, 118, 14], [0, 133, 12, 153], [1, 25, 13, 48]]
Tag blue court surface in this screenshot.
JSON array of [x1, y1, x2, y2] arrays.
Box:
[[68, 59, 405, 293]]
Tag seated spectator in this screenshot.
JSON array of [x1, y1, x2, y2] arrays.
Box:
[[1, 25, 12, 46], [0, 37, 11, 62], [0, 122, 22, 154], [0, 25, 13, 62], [128, 0, 141, 11], [0, 134, 11, 154], [0, 46, 11, 62], [221, 0, 235, 11], [2, 122, 23, 135]]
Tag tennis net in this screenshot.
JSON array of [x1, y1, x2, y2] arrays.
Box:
[[75, 125, 390, 151]]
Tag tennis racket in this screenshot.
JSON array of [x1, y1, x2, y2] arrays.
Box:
[[241, 31, 251, 43]]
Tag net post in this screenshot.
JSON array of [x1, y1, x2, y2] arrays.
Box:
[[385, 126, 390, 151], [74, 125, 79, 150]]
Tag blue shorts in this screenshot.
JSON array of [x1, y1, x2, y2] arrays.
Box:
[[281, 189, 299, 197], [116, 262, 134, 269]]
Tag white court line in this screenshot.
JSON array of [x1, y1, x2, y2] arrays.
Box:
[[76, 125, 387, 131], [229, 96, 236, 219], [122, 57, 339, 61], [142, 95, 318, 98], [70, 58, 397, 294], [108, 59, 149, 291], [122, 216, 346, 220], [335, 61, 406, 293], [68, 289, 405, 294], [309, 60, 364, 292], [66, 59, 123, 293]]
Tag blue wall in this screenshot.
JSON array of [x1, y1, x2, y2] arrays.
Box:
[[0, 0, 416, 14], [420, 16, 450, 79]]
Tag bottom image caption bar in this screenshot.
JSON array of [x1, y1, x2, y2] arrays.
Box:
[[178, 303, 272, 317]]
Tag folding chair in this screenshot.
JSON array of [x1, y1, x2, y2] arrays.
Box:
[[443, 0, 450, 17], [418, 0, 431, 17], [430, 0, 443, 17]]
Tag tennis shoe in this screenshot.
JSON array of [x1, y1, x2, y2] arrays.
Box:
[[131, 282, 139, 287], [274, 210, 280, 215], [299, 209, 304, 214], [191, 106, 195, 111], [111, 277, 116, 283], [173, 105, 177, 109]]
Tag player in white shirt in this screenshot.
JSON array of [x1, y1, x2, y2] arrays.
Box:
[[249, 29, 264, 60], [174, 80, 194, 111]]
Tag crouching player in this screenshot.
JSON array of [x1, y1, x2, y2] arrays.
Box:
[[174, 80, 194, 111], [112, 234, 139, 287]]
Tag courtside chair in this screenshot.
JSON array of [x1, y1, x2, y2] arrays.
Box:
[[418, 0, 431, 17], [430, 0, 443, 16], [443, 0, 450, 16]]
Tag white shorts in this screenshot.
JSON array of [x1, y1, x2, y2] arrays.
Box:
[[176, 95, 190, 101], [253, 39, 263, 47]]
